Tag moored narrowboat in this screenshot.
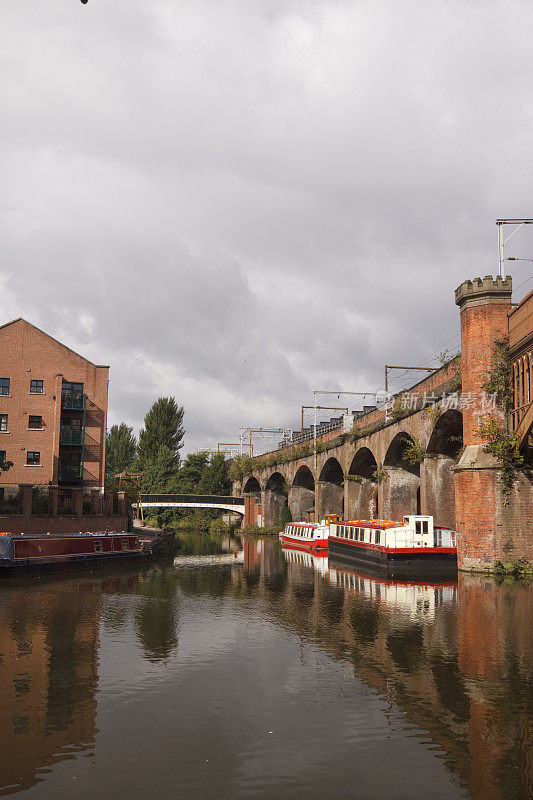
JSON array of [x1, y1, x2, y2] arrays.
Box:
[[279, 518, 334, 550], [327, 515, 457, 578], [0, 531, 150, 576]]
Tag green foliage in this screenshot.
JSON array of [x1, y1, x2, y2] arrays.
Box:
[[105, 423, 137, 488], [31, 488, 49, 515], [483, 337, 513, 413], [228, 454, 254, 482], [175, 452, 209, 493], [477, 415, 524, 503], [142, 445, 180, 494], [350, 424, 379, 443], [346, 473, 363, 483], [137, 397, 184, 469], [437, 349, 450, 366], [391, 395, 409, 421], [0, 458, 13, 473], [198, 453, 231, 496], [402, 437, 425, 466], [372, 466, 384, 484], [0, 495, 21, 515], [425, 404, 443, 422], [493, 559, 531, 577], [279, 500, 292, 527]]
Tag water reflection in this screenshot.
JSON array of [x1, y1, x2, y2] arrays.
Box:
[[0, 534, 530, 800]]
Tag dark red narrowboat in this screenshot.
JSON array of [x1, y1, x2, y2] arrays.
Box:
[[0, 531, 150, 576]]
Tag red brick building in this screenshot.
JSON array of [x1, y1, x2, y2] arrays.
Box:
[[0, 319, 109, 492]]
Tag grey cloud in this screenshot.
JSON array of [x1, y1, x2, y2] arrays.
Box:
[[2, 0, 533, 453]]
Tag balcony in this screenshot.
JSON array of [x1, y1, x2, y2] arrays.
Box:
[[61, 393, 86, 410], [58, 465, 83, 483], [60, 428, 83, 446]]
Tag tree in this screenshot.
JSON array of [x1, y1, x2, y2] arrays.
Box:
[[142, 446, 180, 494], [198, 453, 231, 495], [105, 423, 137, 487], [137, 398, 184, 469], [175, 452, 209, 494]]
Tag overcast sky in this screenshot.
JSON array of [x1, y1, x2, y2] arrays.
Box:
[[2, 0, 533, 455]]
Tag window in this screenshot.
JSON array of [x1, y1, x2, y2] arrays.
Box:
[[0, 451, 5, 465], [28, 415, 42, 429], [0, 378, 9, 395], [62, 381, 83, 397], [415, 521, 422, 535], [422, 520, 428, 534], [0, 414, 7, 432], [375, 530, 381, 544], [26, 451, 40, 465], [30, 380, 43, 394], [121, 540, 130, 551], [94, 541, 103, 553]]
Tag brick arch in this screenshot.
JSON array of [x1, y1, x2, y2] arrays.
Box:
[[345, 446, 379, 520], [348, 446, 378, 479], [263, 471, 288, 527], [243, 476, 261, 495], [427, 410, 463, 457], [289, 465, 316, 522], [424, 409, 463, 528], [383, 432, 420, 519], [317, 457, 344, 518]]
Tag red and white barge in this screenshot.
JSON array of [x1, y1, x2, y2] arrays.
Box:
[[328, 515, 457, 578], [279, 519, 330, 551]]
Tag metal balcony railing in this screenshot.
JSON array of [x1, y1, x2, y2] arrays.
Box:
[[58, 466, 83, 483], [61, 393, 86, 410], [60, 428, 83, 445]]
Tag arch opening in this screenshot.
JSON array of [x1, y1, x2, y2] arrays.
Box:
[[383, 433, 420, 519], [427, 410, 463, 457], [346, 447, 379, 519], [384, 432, 420, 476], [243, 476, 261, 496], [263, 471, 288, 527], [348, 447, 378, 480], [425, 409, 463, 528], [317, 457, 344, 518], [289, 465, 315, 522]]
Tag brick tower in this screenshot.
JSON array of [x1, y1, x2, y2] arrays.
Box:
[[454, 275, 513, 570]]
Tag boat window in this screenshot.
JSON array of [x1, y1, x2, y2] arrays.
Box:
[[422, 520, 428, 533], [375, 530, 381, 544], [94, 542, 103, 553], [415, 521, 422, 535], [121, 540, 129, 551]]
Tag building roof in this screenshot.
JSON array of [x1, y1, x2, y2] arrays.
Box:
[[0, 318, 110, 369]]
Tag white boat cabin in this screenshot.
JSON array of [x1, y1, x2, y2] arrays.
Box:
[[331, 516, 456, 550]]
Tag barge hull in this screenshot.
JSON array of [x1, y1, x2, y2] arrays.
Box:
[[0, 550, 150, 577], [328, 539, 457, 580]]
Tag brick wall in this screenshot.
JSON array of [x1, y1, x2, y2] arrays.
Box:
[[0, 486, 128, 536]]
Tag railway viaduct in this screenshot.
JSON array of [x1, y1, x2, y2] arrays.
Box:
[[232, 275, 533, 572]]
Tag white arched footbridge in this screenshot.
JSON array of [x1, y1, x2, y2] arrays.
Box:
[[137, 494, 245, 515]]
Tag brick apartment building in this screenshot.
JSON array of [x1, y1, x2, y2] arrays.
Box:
[[0, 319, 109, 492]]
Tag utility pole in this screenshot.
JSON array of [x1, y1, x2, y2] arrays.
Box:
[[239, 427, 291, 458], [496, 219, 533, 279], [301, 406, 348, 440], [312, 391, 379, 470]]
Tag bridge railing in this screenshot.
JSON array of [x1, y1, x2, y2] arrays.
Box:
[[139, 494, 245, 506]]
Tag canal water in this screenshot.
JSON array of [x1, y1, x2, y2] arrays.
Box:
[[0, 534, 531, 800]]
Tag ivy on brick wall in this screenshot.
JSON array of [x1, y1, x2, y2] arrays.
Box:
[[477, 415, 523, 504], [483, 336, 513, 413]]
